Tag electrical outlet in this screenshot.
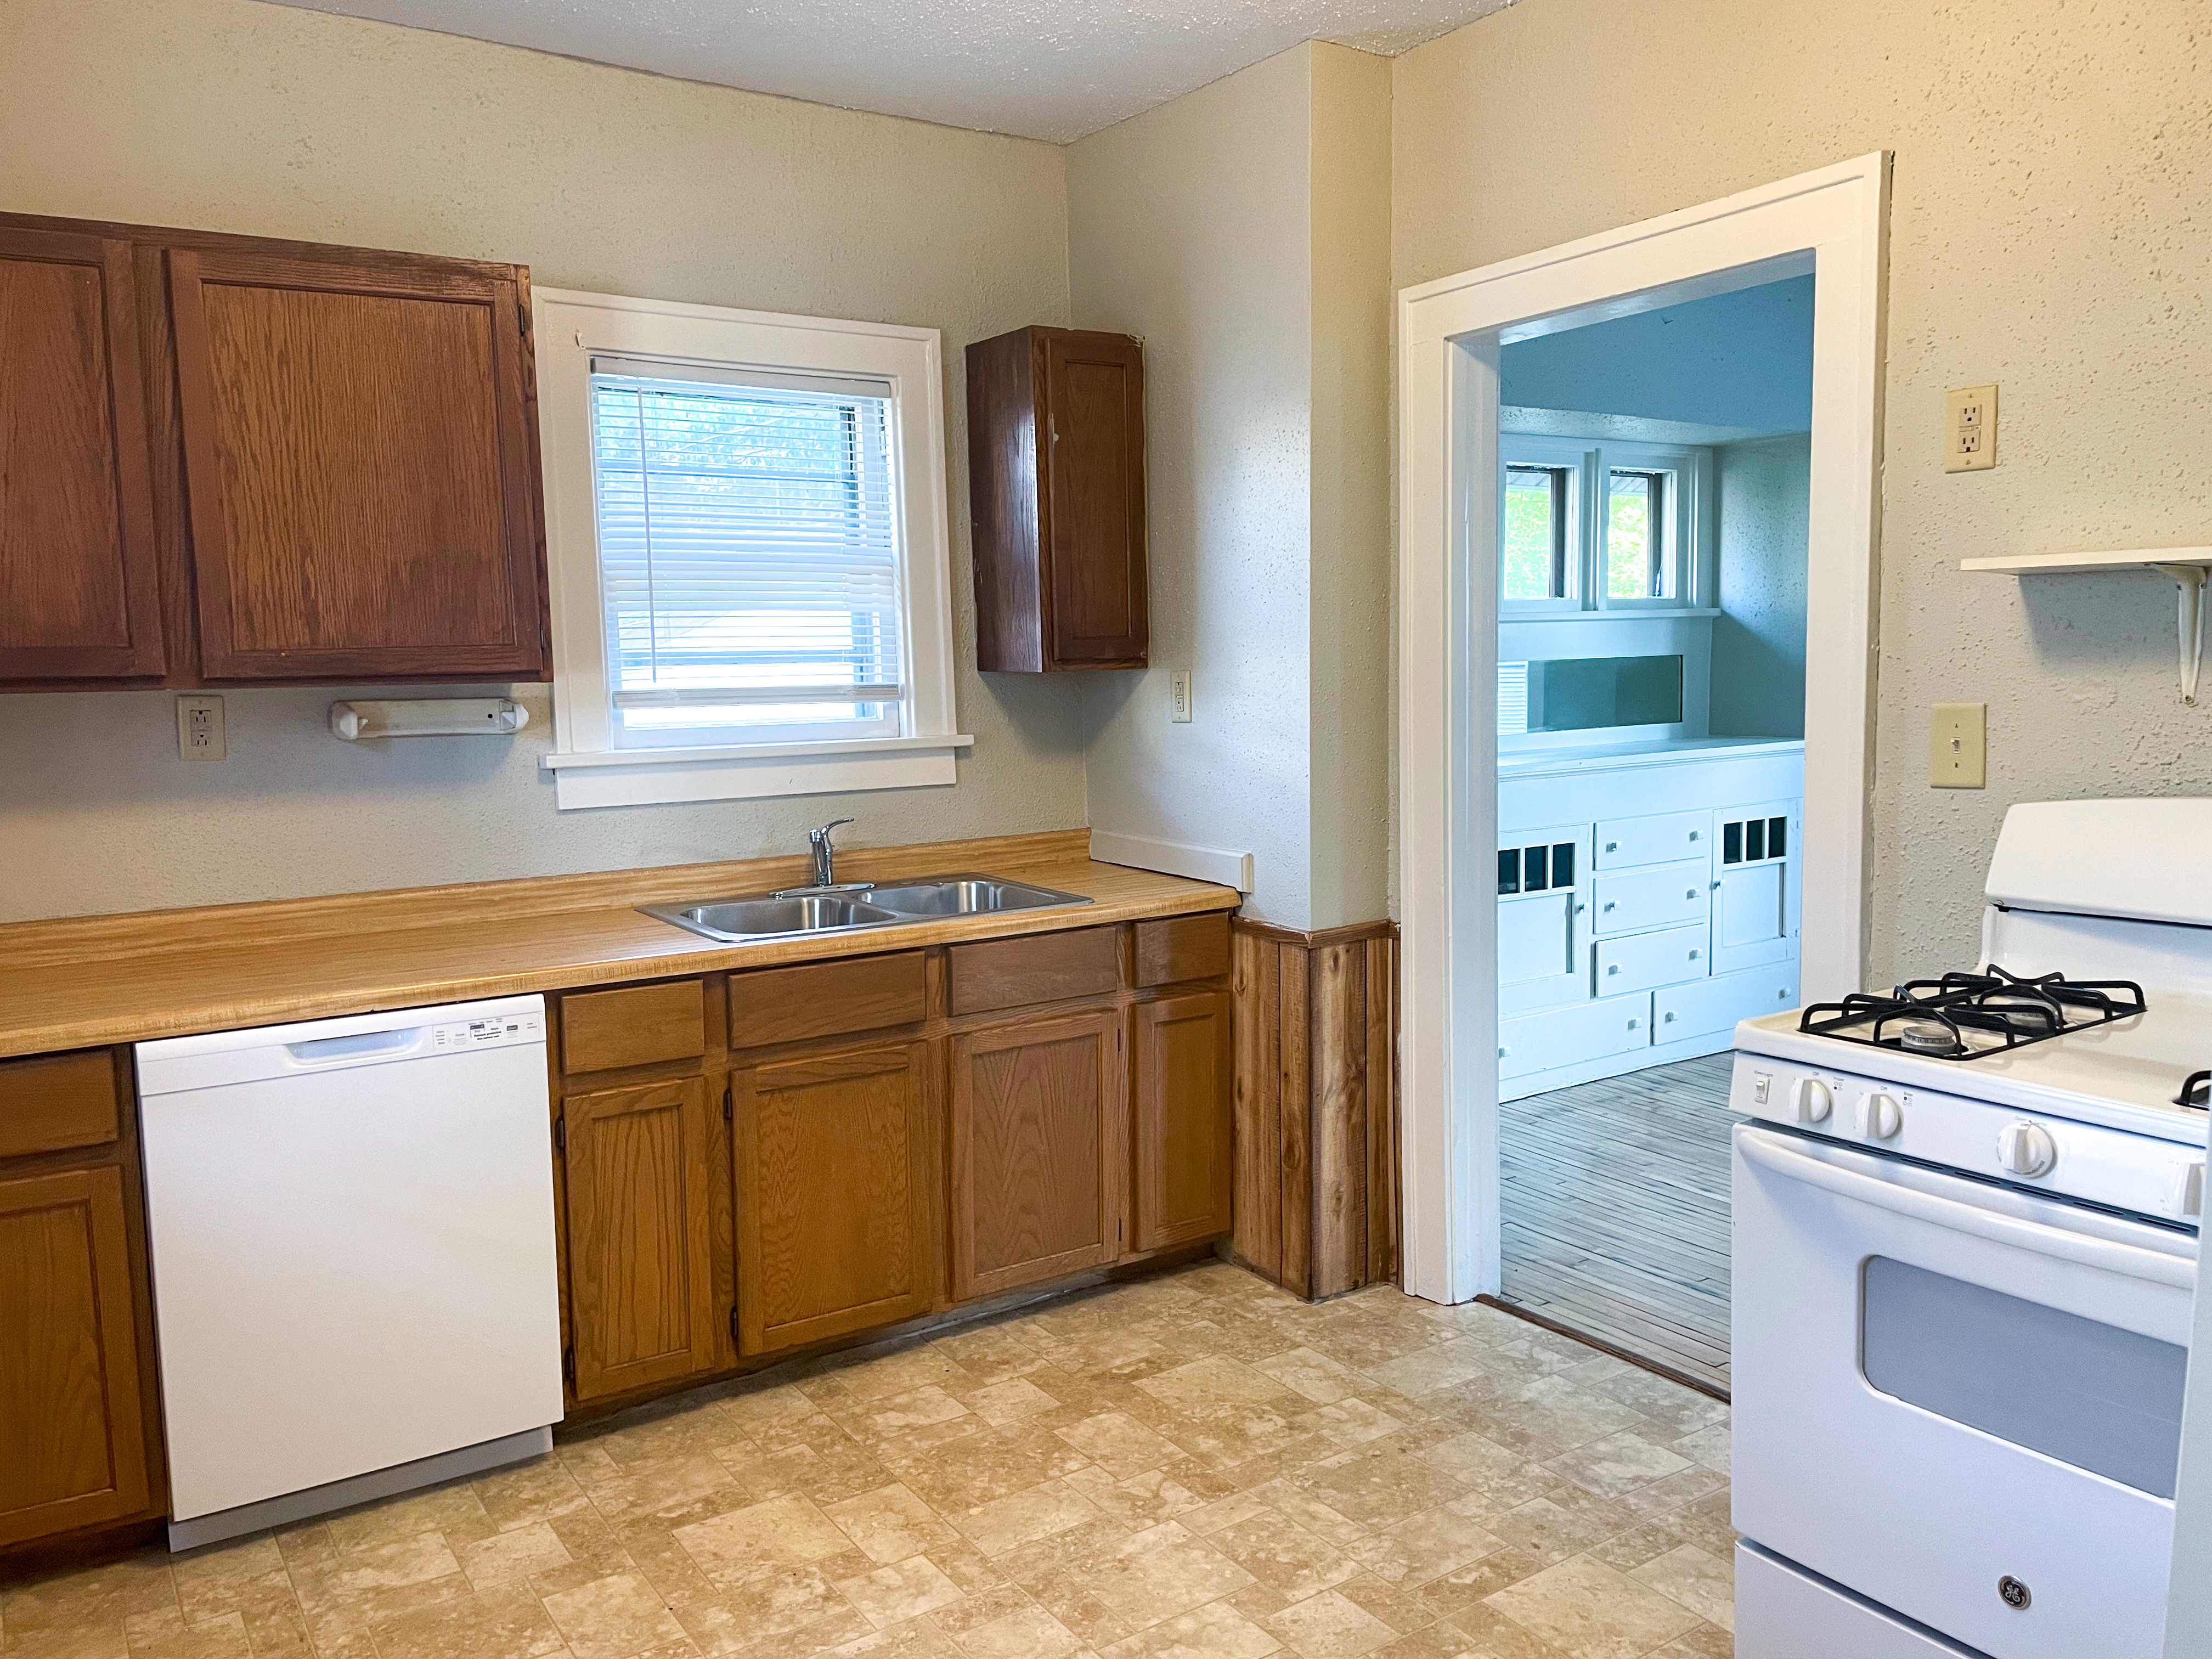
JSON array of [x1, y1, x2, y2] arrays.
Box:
[[1169, 670, 1193, 724], [1945, 384, 1998, 473], [176, 695, 226, 761], [1930, 702, 1985, 788]]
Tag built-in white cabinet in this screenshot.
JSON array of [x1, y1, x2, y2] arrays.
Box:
[[1496, 740, 1803, 1098]]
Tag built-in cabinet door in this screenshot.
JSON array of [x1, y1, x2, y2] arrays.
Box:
[[561, 1077, 721, 1401], [1131, 992, 1232, 1254], [0, 227, 165, 684], [0, 1163, 153, 1545], [733, 1043, 935, 1356], [168, 247, 546, 681], [950, 1009, 1121, 1300], [1498, 823, 1592, 1015], [1712, 800, 1801, 975], [1040, 330, 1147, 667]]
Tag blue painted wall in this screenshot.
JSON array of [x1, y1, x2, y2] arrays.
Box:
[[1501, 274, 1814, 433]]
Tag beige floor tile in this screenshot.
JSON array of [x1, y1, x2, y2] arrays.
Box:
[[1484, 1556, 1700, 1659], [3, 1555, 180, 1637], [961, 1378, 1060, 1426], [1097, 1599, 1281, 1659], [1252, 1351, 1362, 1408], [667, 1563, 853, 1652], [1258, 1589, 1398, 1658], [454, 1523, 574, 1591], [1056, 1414, 1184, 1481], [821, 1617, 963, 1658], [1355, 1350, 1489, 1401], [1204, 1512, 1356, 1603], [1625, 1545, 1731, 1633], [1438, 1602, 1571, 1657], [953, 1480, 1102, 1556], [325, 1481, 490, 1555], [122, 1609, 252, 1659], [1137, 1358, 1300, 1418], [1341, 1508, 1503, 1592], [362, 1586, 565, 1659], [884, 1426, 1094, 1514], [822, 1484, 963, 1566], [1582, 1376, 1727, 1442], [942, 1599, 1086, 1659], [832, 1557, 964, 1629], [1288, 1449, 1470, 1531], [1542, 1435, 1692, 1503], [167, 1537, 288, 1627], [1242, 1486, 1366, 1553], [1066, 1524, 1257, 1630], [673, 1496, 854, 1588], [540, 1573, 687, 1659], [832, 1389, 974, 1445], [1065, 1466, 1210, 1531], [1647, 1623, 1730, 1658], [1297, 1403, 1406, 1452], [1667, 1428, 1729, 1477]]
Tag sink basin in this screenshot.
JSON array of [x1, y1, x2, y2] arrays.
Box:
[[862, 874, 1089, 917], [638, 871, 1091, 943], [639, 894, 904, 943]]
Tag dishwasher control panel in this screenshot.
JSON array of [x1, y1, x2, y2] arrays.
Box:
[[431, 1010, 545, 1052]]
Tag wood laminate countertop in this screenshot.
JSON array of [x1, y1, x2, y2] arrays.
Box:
[[0, 830, 1240, 1058]]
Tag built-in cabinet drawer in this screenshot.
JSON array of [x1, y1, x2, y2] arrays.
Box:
[[1655, 964, 1798, 1043], [1134, 913, 1231, 987], [560, 979, 707, 1074], [1595, 810, 1710, 870], [1592, 861, 1709, 935], [1595, 923, 1709, 996], [949, 926, 1121, 1015], [728, 952, 927, 1048], [1499, 993, 1650, 1080], [0, 1048, 121, 1160]]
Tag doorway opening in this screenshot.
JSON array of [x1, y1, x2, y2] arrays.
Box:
[[1492, 276, 1813, 1390]]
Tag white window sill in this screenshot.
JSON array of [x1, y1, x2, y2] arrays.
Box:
[[540, 733, 975, 810]]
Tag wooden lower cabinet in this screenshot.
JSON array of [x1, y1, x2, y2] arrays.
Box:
[[1131, 992, 1233, 1253], [560, 1077, 722, 1402], [733, 1042, 935, 1356], [950, 1009, 1121, 1300], [0, 1162, 153, 1546]]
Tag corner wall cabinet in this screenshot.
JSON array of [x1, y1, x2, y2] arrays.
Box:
[[0, 211, 548, 692], [966, 325, 1149, 672], [1496, 742, 1804, 1098]]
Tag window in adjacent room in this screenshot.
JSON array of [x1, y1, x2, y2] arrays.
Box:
[[1499, 435, 1708, 614], [533, 290, 968, 810]]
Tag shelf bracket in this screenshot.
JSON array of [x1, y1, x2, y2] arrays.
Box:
[[2151, 563, 2207, 706]]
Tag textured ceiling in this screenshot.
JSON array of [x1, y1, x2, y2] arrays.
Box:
[[267, 0, 1517, 142]]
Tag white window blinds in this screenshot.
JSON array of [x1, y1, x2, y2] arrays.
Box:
[[588, 359, 905, 748]]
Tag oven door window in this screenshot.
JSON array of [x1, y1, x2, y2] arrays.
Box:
[[1861, 1255, 2188, 1497]]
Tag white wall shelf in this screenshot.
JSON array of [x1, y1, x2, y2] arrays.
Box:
[[1963, 548, 2212, 705]]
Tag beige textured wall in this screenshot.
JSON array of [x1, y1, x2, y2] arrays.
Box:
[[0, 0, 1077, 921], [1395, 0, 2212, 981]]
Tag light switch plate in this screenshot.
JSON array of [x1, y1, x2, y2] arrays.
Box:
[[1169, 670, 1192, 723], [1930, 702, 1985, 788], [1945, 384, 1997, 472], [177, 695, 226, 761]]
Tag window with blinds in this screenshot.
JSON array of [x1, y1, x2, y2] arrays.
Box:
[[587, 358, 907, 749]]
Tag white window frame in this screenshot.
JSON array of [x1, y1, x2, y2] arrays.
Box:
[[533, 288, 971, 810], [1500, 435, 1716, 615]]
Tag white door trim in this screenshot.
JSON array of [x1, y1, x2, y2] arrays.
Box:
[[1395, 154, 1891, 1305]]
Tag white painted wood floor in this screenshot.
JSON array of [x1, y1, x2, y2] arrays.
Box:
[[1498, 1053, 1743, 1394]]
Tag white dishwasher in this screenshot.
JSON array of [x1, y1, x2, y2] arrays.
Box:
[[136, 995, 563, 1550]]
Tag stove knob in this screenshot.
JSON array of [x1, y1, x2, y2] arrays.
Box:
[[1791, 1076, 1833, 1124], [1859, 1092, 1903, 1140], [1998, 1121, 2058, 1178]]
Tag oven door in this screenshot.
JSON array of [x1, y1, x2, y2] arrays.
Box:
[[1733, 1124, 2196, 1659]]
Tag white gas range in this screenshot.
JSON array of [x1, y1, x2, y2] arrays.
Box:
[[1725, 798, 2212, 1659]]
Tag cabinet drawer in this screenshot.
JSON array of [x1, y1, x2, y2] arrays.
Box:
[[561, 980, 706, 1074], [1593, 861, 1709, 935], [729, 952, 927, 1049], [1595, 810, 1711, 870], [1655, 962, 1799, 1042], [1135, 913, 1231, 986], [0, 1049, 120, 1160], [949, 927, 1120, 1015], [1499, 994, 1651, 1080], [1596, 924, 1711, 997]]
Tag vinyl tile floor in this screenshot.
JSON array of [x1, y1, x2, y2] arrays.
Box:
[[1, 1263, 1736, 1659]]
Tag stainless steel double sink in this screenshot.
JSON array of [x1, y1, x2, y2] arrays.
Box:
[[638, 873, 1092, 944]]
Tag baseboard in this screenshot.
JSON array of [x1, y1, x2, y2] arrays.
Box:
[[1088, 830, 1253, 892], [1500, 1030, 1733, 1101]]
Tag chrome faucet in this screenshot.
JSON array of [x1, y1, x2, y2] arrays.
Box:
[[808, 818, 855, 888]]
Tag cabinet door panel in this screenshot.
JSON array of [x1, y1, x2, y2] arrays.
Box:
[[1132, 992, 1231, 1253], [0, 228, 163, 682], [170, 249, 545, 681], [951, 1011, 1119, 1300], [1041, 332, 1146, 665], [562, 1077, 719, 1401], [0, 1164, 153, 1545], [735, 1043, 934, 1355]]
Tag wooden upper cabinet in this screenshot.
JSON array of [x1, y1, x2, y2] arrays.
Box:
[[0, 227, 165, 684], [0, 1163, 154, 1545], [1130, 991, 1233, 1254], [949, 1008, 1121, 1300], [966, 325, 1147, 672], [733, 1042, 935, 1355], [169, 247, 547, 682]]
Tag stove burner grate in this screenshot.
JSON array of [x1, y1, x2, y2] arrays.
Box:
[[2179, 1070, 2210, 1110], [1798, 964, 2147, 1060]]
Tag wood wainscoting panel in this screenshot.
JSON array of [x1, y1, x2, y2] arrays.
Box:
[[1231, 920, 1399, 1301]]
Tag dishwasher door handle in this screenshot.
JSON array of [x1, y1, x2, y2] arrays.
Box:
[[285, 1028, 424, 1064]]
